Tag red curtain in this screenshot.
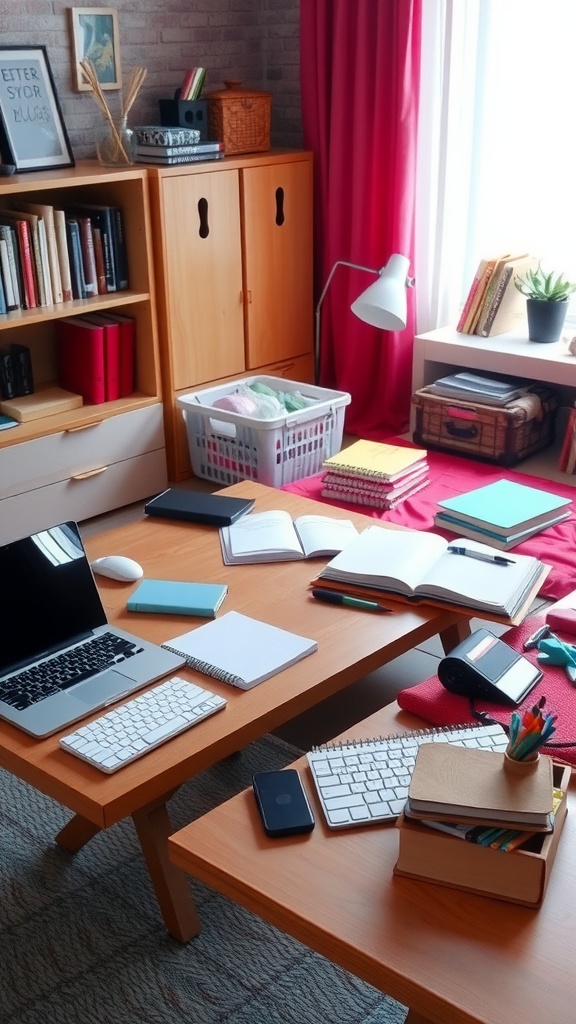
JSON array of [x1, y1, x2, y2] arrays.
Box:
[[300, 1, 422, 438]]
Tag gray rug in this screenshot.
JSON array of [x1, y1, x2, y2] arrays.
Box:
[[0, 734, 407, 1024]]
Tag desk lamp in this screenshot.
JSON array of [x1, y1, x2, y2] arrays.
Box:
[[315, 254, 414, 379]]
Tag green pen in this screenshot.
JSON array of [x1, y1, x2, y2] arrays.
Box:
[[311, 588, 391, 613]]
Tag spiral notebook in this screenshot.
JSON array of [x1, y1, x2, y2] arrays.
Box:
[[161, 610, 318, 690]]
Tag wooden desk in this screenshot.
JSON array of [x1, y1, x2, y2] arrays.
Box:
[[0, 482, 468, 942], [169, 699, 575, 1024]]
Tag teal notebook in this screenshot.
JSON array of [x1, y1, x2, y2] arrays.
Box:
[[127, 579, 228, 617], [437, 479, 572, 536]]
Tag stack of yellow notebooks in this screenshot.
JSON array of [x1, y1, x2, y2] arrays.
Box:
[[321, 440, 429, 510], [394, 742, 569, 906]]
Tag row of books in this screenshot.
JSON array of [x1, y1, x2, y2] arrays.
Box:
[[55, 312, 136, 406], [320, 439, 430, 510], [558, 404, 576, 474], [0, 200, 128, 315], [457, 252, 537, 337], [394, 739, 569, 906], [433, 478, 572, 551]]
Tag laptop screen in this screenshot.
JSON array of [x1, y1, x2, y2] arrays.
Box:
[[0, 522, 107, 676]]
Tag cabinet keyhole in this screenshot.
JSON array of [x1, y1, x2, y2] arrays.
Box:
[[198, 197, 209, 238], [275, 187, 285, 226]]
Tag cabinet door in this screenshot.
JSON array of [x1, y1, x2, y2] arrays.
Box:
[[159, 170, 245, 390], [241, 159, 313, 369]]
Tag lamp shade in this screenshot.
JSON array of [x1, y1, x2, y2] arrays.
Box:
[[350, 253, 411, 330]]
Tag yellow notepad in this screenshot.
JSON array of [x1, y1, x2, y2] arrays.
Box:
[[323, 440, 427, 481]]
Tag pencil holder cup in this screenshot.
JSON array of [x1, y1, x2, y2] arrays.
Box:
[[503, 750, 540, 774]]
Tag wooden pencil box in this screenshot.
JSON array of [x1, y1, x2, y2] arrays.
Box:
[[393, 762, 570, 907], [412, 385, 559, 466]]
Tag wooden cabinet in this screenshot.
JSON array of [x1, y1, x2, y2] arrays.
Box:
[[0, 163, 167, 543], [147, 150, 314, 479]]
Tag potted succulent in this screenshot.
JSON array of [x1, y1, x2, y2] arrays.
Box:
[[514, 264, 576, 343]]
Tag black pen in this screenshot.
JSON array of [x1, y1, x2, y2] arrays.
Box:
[[447, 545, 514, 566], [311, 588, 391, 613]]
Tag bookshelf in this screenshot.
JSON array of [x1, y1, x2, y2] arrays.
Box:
[[0, 162, 167, 543], [412, 325, 576, 486]]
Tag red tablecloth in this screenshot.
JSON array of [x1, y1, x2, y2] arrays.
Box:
[[282, 441, 576, 601]]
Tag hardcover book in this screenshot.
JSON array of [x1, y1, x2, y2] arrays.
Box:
[[436, 479, 572, 535], [56, 317, 106, 405], [145, 489, 255, 527], [127, 579, 228, 618]]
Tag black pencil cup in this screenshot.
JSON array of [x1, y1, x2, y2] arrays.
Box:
[[158, 99, 208, 139]]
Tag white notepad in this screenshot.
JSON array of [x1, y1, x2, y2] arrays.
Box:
[[161, 610, 318, 690]]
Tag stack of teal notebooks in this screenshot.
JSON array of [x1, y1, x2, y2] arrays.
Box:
[[434, 479, 572, 550]]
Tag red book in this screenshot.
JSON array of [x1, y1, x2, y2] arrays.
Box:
[[95, 311, 135, 396], [12, 219, 37, 309], [78, 314, 120, 400], [56, 316, 106, 404]]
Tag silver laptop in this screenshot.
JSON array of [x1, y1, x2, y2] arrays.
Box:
[[0, 521, 185, 738]]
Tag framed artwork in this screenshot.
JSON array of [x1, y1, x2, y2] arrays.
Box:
[[0, 46, 75, 172], [70, 7, 122, 91]]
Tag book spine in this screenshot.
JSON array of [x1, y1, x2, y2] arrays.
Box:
[[136, 151, 225, 165], [465, 262, 495, 334], [0, 239, 16, 309], [43, 206, 63, 304], [78, 217, 98, 296], [66, 219, 87, 299], [15, 220, 37, 309], [112, 208, 128, 290], [91, 226, 108, 294], [160, 644, 244, 687], [0, 228, 21, 308], [135, 142, 223, 157], [53, 210, 73, 302], [457, 260, 486, 332], [0, 263, 6, 315], [479, 265, 514, 337]]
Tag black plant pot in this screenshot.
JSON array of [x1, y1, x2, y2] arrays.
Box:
[[526, 298, 568, 343]]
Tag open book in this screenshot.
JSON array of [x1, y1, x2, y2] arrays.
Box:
[[219, 510, 359, 564], [313, 526, 548, 622]]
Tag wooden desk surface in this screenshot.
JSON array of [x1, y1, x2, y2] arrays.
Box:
[[0, 482, 465, 830], [169, 699, 575, 1024]]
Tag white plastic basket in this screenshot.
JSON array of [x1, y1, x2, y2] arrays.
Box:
[[178, 375, 351, 486]]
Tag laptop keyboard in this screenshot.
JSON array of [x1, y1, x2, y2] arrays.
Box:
[[307, 722, 508, 829], [0, 632, 143, 711]]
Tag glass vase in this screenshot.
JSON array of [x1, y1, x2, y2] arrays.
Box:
[[95, 116, 135, 167]]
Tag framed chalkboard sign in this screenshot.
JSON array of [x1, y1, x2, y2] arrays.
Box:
[[0, 46, 75, 172]]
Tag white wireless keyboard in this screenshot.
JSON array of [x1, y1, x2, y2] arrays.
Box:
[[60, 676, 227, 772], [307, 721, 508, 829]]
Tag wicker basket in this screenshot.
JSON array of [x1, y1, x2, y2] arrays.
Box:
[[207, 80, 271, 155], [412, 385, 560, 466]]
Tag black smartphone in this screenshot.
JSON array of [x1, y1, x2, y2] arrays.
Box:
[[252, 770, 315, 838]]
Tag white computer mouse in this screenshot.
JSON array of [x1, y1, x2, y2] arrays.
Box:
[[91, 555, 144, 582]]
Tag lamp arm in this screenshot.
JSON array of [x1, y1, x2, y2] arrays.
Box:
[[315, 260, 378, 381]]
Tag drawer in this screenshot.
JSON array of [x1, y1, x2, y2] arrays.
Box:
[[2, 405, 165, 498], [0, 448, 167, 545]]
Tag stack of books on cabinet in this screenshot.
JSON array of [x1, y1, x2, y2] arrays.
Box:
[[457, 252, 538, 337], [421, 371, 531, 406], [133, 125, 224, 166], [320, 440, 430, 510], [394, 741, 570, 906], [0, 199, 128, 314]]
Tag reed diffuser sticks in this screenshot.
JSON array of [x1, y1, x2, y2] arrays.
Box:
[[81, 59, 147, 164]]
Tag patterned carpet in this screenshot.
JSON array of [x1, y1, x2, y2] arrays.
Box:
[[0, 734, 407, 1024]]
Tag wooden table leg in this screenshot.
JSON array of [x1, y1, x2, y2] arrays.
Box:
[[55, 813, 102, 852], [439, 617, 471, 654], [132, 801, 201, 943]]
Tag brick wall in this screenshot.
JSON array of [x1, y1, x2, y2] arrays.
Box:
[[0, 0, 302, 160]]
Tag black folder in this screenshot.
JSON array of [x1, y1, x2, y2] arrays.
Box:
[[144, 488, 255, 526]]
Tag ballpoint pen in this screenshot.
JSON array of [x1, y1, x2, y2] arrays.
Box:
[[446, 545, 514, 566], [311, 588, 391, 613]]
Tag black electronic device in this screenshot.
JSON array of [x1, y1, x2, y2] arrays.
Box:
[[438, 627, 542, 706], [144, 488, 255, 526], [252, 770, 315, 838]]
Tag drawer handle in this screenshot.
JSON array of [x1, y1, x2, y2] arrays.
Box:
[[65, 422, 104, 434], [446, 423, 478, 440], [71, 466, 109, 481]]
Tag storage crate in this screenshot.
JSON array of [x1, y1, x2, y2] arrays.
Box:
[[412, 384, 560, 466], [178, 376, 351, 486], [206, 80, 271, 155]]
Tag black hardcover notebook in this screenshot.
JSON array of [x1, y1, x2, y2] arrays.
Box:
[[144, 488, 255, 526]]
